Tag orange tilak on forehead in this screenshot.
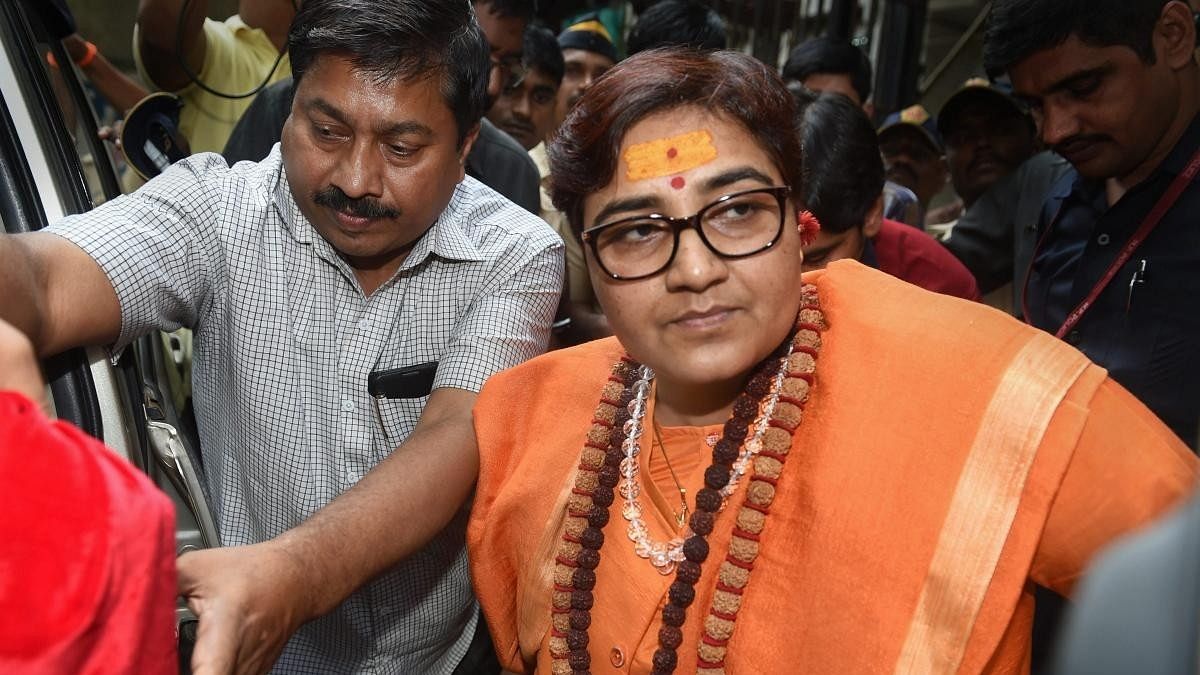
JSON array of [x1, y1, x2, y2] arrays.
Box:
[[623, 129, 718, 189]]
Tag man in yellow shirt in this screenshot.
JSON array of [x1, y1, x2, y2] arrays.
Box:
[[134, 0, 296, 154]]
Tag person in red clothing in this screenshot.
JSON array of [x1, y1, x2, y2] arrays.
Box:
[[0, 319, 177, 674], [793, 88, 981, 300]]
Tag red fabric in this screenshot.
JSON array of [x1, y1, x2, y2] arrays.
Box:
[[0, 391, 177, 674], [873, 218, 982, 301]]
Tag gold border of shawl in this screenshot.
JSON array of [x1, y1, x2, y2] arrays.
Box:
[[894, 333, 1089, 674]]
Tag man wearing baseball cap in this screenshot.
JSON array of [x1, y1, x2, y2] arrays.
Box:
[[940, 78, 1072, 313], [556, 15, 618, 119], [938, 78, 1038, 210], [878, 104, 948, 223]]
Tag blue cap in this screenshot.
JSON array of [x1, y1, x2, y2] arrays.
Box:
[[878, 104, 943, 153]]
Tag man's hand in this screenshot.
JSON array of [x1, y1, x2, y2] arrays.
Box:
[[177, 542, 318, 675], [176, 388, 481, 673], [0, 318, 46, 408]]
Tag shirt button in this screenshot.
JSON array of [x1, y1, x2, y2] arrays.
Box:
[[341, 398, 356, 412], [357, 317, 372, 330], [609, 646, 625, 668], [1097, 233, 1111, 246]]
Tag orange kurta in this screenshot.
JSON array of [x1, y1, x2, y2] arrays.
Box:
[[468, 260, 1198, 674]]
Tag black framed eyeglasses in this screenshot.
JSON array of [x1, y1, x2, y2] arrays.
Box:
[[582, 186, 791, 280]]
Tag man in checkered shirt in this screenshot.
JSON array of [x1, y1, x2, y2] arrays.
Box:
[[0, 0, 562, 672]]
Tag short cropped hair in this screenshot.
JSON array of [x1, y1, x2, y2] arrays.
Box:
[[548, 49, 801, 235], [289, 0, 490, 147], [781, 37, 873, 104], [983, 0, 1171, 76], [626, 0, 728, 55], [792, 88, 885, 235], [524, 25, 565, 86]]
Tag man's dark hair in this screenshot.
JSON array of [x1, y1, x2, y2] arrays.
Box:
[[983, 0, 1171, 76], [475, 0, 536, 22], [626, 0, 727, 55], [288, 0, 490, 147], [524, 25, 565, 86], [792, 87, 885, 235], [781, 37, 873, 104]]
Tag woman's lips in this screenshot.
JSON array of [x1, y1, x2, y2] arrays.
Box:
[[671, 307, 735, 331]]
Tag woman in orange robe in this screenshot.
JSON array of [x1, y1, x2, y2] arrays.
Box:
[[467, 49, 1198, 674]]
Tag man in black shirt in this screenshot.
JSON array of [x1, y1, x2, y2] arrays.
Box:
[[986, 0, 1200, 451]]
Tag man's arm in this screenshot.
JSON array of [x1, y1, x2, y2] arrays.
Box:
[[0, 318, 45, 407], [178, 386, 480, 675], [941, 176, 1018, 294], [136, 0, 208, 92], [62, 35, 149, 115], [0, 233, 120, 356], [179, 231, 564, 675]]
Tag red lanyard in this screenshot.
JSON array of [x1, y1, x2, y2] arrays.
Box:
[[1046, 146, 1200, 339]]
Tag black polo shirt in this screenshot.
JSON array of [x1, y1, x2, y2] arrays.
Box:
[[1026, 115, 1200, 450]]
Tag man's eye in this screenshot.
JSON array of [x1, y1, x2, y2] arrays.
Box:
[[1069, 77, 1102, 99], [389, 145, 416, 158], [533, 91, 554, 106], [314, 125, 336, 138]]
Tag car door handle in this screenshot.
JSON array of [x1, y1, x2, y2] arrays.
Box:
[[147, 418, 220, 549]]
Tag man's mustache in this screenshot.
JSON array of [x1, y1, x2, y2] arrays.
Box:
[[968, 149, 1001, 174], [1053, 134, 1109, 158], [501, 117, 534, 135], [313, 186, 400, 219]]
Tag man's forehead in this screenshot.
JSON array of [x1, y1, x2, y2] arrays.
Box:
[[1010, 35, 1130, 96], [564, 48, 614, 68], [296, 65, 454, 134], [476, 4, 525, 56], [880, 126, 936, 151], [955, 101, 1021, 126], [802, 72, 860, 103], [525, 68, 559, 90]]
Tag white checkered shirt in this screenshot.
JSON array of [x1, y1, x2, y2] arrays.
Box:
[[48, 147, 564, 673]]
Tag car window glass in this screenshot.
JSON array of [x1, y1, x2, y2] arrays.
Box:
[[30, 33, 122, 207]]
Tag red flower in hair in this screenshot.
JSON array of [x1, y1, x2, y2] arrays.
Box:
[[797, 210, 821, 246]]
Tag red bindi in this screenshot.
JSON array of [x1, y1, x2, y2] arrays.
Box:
[[670, 176, 686, 190], [666, 147, 678, 159]]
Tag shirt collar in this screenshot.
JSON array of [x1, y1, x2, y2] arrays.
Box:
[[270, 150, 313, 245], [399, 178, 486, 269], [226, 14, 251, 34], [1156, 111, 1200, 177]]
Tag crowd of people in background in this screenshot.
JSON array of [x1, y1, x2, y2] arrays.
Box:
[[2, 0, 1199, 673]]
